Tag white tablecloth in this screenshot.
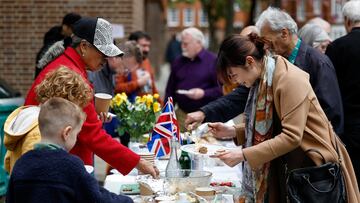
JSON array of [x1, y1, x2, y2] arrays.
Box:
[[104, 159, 242, 195]]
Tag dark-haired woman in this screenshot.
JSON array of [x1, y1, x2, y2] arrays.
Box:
[[211, 34, 359, 203]]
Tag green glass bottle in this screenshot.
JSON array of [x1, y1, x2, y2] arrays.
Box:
[[179, 151, 191, 169], [179, 140, 191, 172]]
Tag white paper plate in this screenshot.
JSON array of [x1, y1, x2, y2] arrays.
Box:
[[176, 89, 191, 95], [108, 112, 117, 118], [180, 144, 232, 156]]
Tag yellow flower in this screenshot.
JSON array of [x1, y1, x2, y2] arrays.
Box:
[[153, 102, 161, 112], [135, 96, 141, 103], [146, 94, 153, 103], [153, 93, 159, 100], [121, 92, 127, 100], [146, 95, 153, 109], [136, 96, 144, 103], [113, 93, 125, 106]]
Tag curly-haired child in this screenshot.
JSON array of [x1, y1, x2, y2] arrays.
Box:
[[3, 66, 92, 173]]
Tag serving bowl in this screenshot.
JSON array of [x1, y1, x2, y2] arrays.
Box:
[[161, 170, 212, 194]]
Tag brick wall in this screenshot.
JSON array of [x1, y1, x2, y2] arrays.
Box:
[[0, 0, 144, 95]]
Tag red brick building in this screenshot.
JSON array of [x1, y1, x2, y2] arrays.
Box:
[[0, 0, 146, 95], [164, 0, 347, 46]]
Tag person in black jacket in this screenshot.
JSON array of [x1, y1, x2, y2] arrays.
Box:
[[6, 98, 133, 203], [186, 7, 344, 137], [35, 13, 81, 78], [165, 34, 182, 65], [325, 0, 360, 187]]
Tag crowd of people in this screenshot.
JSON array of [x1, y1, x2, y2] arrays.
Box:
[[3, 0, 360, 202]]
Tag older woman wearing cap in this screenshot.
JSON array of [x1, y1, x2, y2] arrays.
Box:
[[25, 17, 158, 177]]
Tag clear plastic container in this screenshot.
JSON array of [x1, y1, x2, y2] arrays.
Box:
[[160, 170, 212, 194]]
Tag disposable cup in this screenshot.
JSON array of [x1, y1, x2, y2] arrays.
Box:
[[94, 93, 112, 115]]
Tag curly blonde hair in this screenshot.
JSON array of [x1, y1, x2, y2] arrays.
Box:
[[35, 66, 93, 108]]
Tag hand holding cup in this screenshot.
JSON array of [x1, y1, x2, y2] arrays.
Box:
[[94, 93, 112, 119]]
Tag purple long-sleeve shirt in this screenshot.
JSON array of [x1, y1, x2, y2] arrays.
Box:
[[165, 49, 222, 113]]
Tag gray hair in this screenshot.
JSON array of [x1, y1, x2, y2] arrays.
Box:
[[120, 40, 143, 64], [256, 7, 298, 34], [181, 27, 206, 47], [307, 17, 331, 33], [71, 34, 84, 48], [298, 24, 331, 47], [343, 0, 360, 24]]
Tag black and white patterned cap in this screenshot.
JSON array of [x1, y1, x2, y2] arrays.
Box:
[[73, 17, 123, 57], [94, 18, 123, 57]]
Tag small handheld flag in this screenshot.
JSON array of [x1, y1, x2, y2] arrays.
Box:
[[147, 97, 181, 157]]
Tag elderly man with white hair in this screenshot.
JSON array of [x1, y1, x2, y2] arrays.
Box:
[[165, 27, 222, 131], [255, 7, 344, 135], [326, 0, 360, 188]]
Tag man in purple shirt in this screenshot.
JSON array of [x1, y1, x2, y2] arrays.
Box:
[[165, 27, 222, 131]]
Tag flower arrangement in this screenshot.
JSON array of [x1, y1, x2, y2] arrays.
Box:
[[111, 92, 161, 141]]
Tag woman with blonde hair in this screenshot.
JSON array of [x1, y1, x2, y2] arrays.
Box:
[[4, 66, 92, 173]]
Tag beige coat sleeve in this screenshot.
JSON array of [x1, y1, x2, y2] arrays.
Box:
[[243, 98, 310, 169], [233, 123, 245, 146], [243, 61, 312, 169]]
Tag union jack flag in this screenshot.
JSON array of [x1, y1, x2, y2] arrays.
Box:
[[147, 97, 181, 157]]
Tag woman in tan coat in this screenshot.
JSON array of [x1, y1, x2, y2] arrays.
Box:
[[211, 34, 359, 203]]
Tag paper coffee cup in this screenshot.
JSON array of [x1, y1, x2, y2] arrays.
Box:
[[94, 93, 112, 115], [195, 187, 216, 196]]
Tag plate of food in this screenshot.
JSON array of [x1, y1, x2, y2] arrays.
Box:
[[180, 144, 230, 156]]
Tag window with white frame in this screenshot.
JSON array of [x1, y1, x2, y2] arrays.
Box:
[[183, 8, 194, 26], [313, 0, 322, 16], [234, 2, 240, 12], [331, 0, 344, 23], [199, 9, 208, 27], [297, 0, 306, 22], [167, 8, 179, 27]]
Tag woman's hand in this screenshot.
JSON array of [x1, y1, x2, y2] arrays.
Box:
[[210, 147, 245, 167], [208, 122, 236, 139], [98, 112, 112, 123], [136, 158, 160, 179]]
